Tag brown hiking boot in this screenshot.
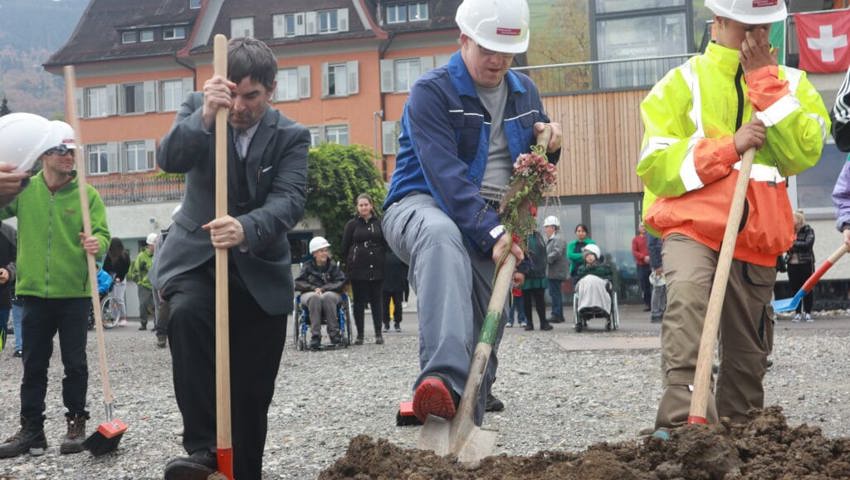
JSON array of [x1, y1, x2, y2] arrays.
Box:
[[60, 413, 88, 454], [0, 416, 47, 458]]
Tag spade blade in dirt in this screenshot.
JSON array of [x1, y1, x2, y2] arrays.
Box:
[[417, 414, 497, 468], [454, 426, 497, 467], [417, 415, 451, 456]]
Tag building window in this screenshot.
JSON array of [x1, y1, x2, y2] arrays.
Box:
[[124, 141, 154, 172], [324, 125, 349, 145], [87, 144, 110, 175], [408, 3, 428, 21], [595, 0, 684, 13], [85, 87, 108, 118], [121, 31, 138, 44], [274, 13, 303, 37], [276, 68, 299, 101], [163, 26, 186, 40], [318, 10, 338, 33], [387, 4, 407, 24], [231, 17, 253, 39], [121, 83, 144, 114], [309, 127, 321, 147], [189, 0, 201, 9], [161, 80, 185, 112], [393, 58, 422, 92], [140, 30, 154, 42], [324, 62, 359, 97]]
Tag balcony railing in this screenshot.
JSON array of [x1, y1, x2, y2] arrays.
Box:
[[90, 176, 185, 206], [512, 53, 696, 96]]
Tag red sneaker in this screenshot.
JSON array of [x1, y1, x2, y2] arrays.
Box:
[[412, 376, 458, 423]]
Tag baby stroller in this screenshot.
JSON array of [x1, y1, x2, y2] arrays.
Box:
[[87, 268, 116, 330]]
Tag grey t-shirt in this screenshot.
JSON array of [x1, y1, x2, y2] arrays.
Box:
[[476, 80, 511, 202]]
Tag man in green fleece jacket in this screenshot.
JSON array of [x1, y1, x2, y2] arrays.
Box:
[[0, 120, 110, 458], [128, 232, 156, 330]]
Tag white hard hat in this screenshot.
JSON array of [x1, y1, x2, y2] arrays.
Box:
[[705, 0, 787, 24], [543, 215, 560, 228], [456, 0, 530, 54], [309, 236, 331, 254], [46, 120, 78, 152], [146, 233, 158, 245], [582, 244, 601, 258], [0, 112, 54, 172]]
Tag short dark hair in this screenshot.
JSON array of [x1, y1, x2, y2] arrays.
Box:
[[228, 37, 277, 91]]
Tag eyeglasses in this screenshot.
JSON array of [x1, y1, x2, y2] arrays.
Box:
[[44, 144, 75, 156], [476, 43, 514, 61]]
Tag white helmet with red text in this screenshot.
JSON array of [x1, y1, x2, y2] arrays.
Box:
[[0, 112, 54, 172], [705, 0, 787, 24], [455, 0, 530, 54]]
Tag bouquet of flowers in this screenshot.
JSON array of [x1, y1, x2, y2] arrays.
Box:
[[499, 137, 557, 251]]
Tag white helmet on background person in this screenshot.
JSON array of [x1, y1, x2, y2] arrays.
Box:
[[146, 233, 159, 246], [0, 112, 54, 172], [543, 215, 560, 228], [309, 236, 331, 254], [705, 0, 787, 24], [582, 244, 601, 259], [455, 0, 530, 54]]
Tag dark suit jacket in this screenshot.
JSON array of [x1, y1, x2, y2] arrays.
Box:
[[151, 92, 309, 315]]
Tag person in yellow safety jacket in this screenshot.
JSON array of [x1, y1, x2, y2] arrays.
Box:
[[637, 0, 830, 434]]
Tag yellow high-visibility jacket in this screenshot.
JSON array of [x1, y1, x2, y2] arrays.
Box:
[[637, 42, 830, 266]]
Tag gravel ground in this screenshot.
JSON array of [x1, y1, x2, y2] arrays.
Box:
[[0, 305, 848, 479]]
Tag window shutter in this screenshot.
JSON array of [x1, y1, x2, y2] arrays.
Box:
[[382, 120, 399, 155], [420, 56, 434, 72], [346, 60, 358, 95], [297, 65, 311, 98], [145, 139, 156, 170], [117, 85, 127, 114], [380, 59, 395, 93], [338, 8, 349, 32], [295, 13, 305, 36], [74, 88, 84, 118], [273, 14, 285, 38], [144, 81, 158, 112], [106, 84, 118, 116], [107, 142, 119, 173], [305, 12, 317, 35], [182, 77, 194, 97], [321, 62, 329, 97]]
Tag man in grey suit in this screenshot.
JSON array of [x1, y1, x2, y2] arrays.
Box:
[[543, 216, 567, 323], [152, 37, 309, 480]]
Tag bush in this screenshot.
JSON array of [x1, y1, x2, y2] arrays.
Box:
[[306, 143, 386, 258]]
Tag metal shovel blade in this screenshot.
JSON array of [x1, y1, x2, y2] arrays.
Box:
[[772, 290, 804, 313], [417, 415, 497, 468]]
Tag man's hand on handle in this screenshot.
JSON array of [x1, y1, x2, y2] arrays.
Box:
[[79, 233, 101, 256], [533, 122, 562, 153], [202, 75, 236, 131], [203, 215, 246, 249], [733, 119, 766, 155], [492, 232, 524, 265]]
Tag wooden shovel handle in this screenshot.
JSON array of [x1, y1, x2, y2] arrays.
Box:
[[212, 34, 234, 480], [688, 148, 755, 424], [64, 66, 115, 408]]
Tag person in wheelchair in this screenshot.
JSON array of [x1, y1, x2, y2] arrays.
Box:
[[294, 237, 347, 350], [574, 244, 613, 317]]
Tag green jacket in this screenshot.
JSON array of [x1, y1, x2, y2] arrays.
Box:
[[0, 171, 110, 298], [128, 249, 153, 290], [566, 238, 595, 276], [576, 261, 613, 282]]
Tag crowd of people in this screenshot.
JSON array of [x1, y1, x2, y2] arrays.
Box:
[[0, 0, 849, 477]]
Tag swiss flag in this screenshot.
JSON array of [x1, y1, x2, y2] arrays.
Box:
[[795, 10, 850, 73]]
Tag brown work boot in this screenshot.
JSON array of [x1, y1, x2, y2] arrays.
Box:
[[0, 415, 47, 458], [60, 413, 88, 454]]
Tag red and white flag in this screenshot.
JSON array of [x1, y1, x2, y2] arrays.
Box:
[[795, 10, 850, 73]]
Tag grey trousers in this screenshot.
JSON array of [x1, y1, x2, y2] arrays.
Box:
[[655, 234, 774, 429], [301, 291, 341, 339], [383, 193, 507, 426]]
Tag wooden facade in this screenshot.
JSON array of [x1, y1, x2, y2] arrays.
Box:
[[543, 89, 649, 198]]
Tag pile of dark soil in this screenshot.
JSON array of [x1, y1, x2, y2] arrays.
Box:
[[319, 406, 850, 479]]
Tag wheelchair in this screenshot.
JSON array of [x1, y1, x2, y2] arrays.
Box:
[[293, 292, 352, 351], [572, 277, 619, 332], [88, 270, 118, 330]]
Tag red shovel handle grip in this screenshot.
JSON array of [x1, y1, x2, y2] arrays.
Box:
[[801, 244, 848, 293]]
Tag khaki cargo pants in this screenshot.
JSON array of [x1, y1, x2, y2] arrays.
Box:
[[655, 234, 775, 429]]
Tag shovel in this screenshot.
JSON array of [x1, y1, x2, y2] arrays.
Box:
[[772, 244, 848, 313], [688, 148, 754, 424], [417, 126, 552, 467]]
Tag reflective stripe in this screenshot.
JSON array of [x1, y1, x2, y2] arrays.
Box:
[[806, 112, 828, 142], [755, 94, 799, 126], [679, 62, 704, 137], [732, 161, 784, 183], [679, 138, 703, 191], [639, 136, 679, 162], [783, 67, 803, 95]]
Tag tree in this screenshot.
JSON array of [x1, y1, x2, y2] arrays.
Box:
[[305, 143, 386, 259], [0, 97, 10, 117]]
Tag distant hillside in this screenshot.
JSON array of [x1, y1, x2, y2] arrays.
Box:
[[0, 0, 88, 118]]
